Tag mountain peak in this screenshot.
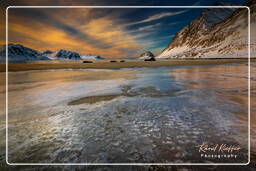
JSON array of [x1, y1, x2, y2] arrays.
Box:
[[200, 7, 236, 29], [140, 51, 155, 57], [46, 49, 81, 60], [0, 44, 49, 62], [157, 0, 255, 59]]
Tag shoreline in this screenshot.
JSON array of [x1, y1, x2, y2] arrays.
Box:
[[0, 59, 254, 72]]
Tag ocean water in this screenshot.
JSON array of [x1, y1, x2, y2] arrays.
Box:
[[0, 63, 254, 164]]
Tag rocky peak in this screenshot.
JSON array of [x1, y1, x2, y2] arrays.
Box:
[[0, 44, 49, 62], [200, 7, 236, 29], [166, 5, 236, 50], [157, 0, 255, 59], [41, 50, 53, 55], [140, 51, 155, 58], [54, 49, 81, 60]]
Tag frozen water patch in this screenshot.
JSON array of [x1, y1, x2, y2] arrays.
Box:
[[3, 64, 251, 163]]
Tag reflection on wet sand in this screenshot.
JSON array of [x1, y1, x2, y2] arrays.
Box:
[[68, 85, 181, 105], [171, 64, 254, 122], [0, 63, 254, 164], [68, 95, 121, 105], [170, 63, 255, 153]]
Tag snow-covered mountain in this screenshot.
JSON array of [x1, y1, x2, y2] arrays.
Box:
[[47, 49, 81, 60], [139, 51, 155, 60], [41, 50, 53, 56], [0, 44, 49, 62], [200, 3, 236, 29], [81, 54, 105, 60], [157, 0, 256, 59], [139, 51, 156, 61], [0, 44, 107, 62]]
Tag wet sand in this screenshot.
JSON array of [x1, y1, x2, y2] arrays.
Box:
[[68, 95, 121, 105], [0, 62, 254, 166], [67, 86, 179, 105], [0, 58, 253, 72]]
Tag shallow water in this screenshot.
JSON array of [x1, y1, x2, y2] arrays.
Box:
[[0, 63, 255, 164]]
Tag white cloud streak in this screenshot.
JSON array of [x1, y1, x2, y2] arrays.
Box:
[[123, 10, 188, 26]]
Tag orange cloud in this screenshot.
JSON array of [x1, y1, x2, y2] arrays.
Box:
[[6, 8, 143, 58], [80, 17, 142, 55]]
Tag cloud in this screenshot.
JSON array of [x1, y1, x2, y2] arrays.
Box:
[[124, 23, 161, 35], [79, 17, 142, 55], [8, 8, 113, 49], [123, 10, 187, 26], [140, 35, 174, 47], [7, 8, 144, 58], [137, 23, 161, 32], [192, 0, 201, 6], [4, 6, 189, 58]]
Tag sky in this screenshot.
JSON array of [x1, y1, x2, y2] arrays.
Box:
[[0, 0, 246, 58]]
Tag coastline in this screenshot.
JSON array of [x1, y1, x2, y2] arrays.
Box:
[[0, 58, 254, 72]]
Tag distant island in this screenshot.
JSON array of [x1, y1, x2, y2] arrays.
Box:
[[0, 44, 105, 63]]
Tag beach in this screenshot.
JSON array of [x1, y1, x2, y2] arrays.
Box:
[[0, 62, 255, 165], [1, 0, 256, 169], [0, 58, 253, 72]]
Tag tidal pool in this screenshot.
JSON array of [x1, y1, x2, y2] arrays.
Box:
[[0, 63, 254, 164]]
